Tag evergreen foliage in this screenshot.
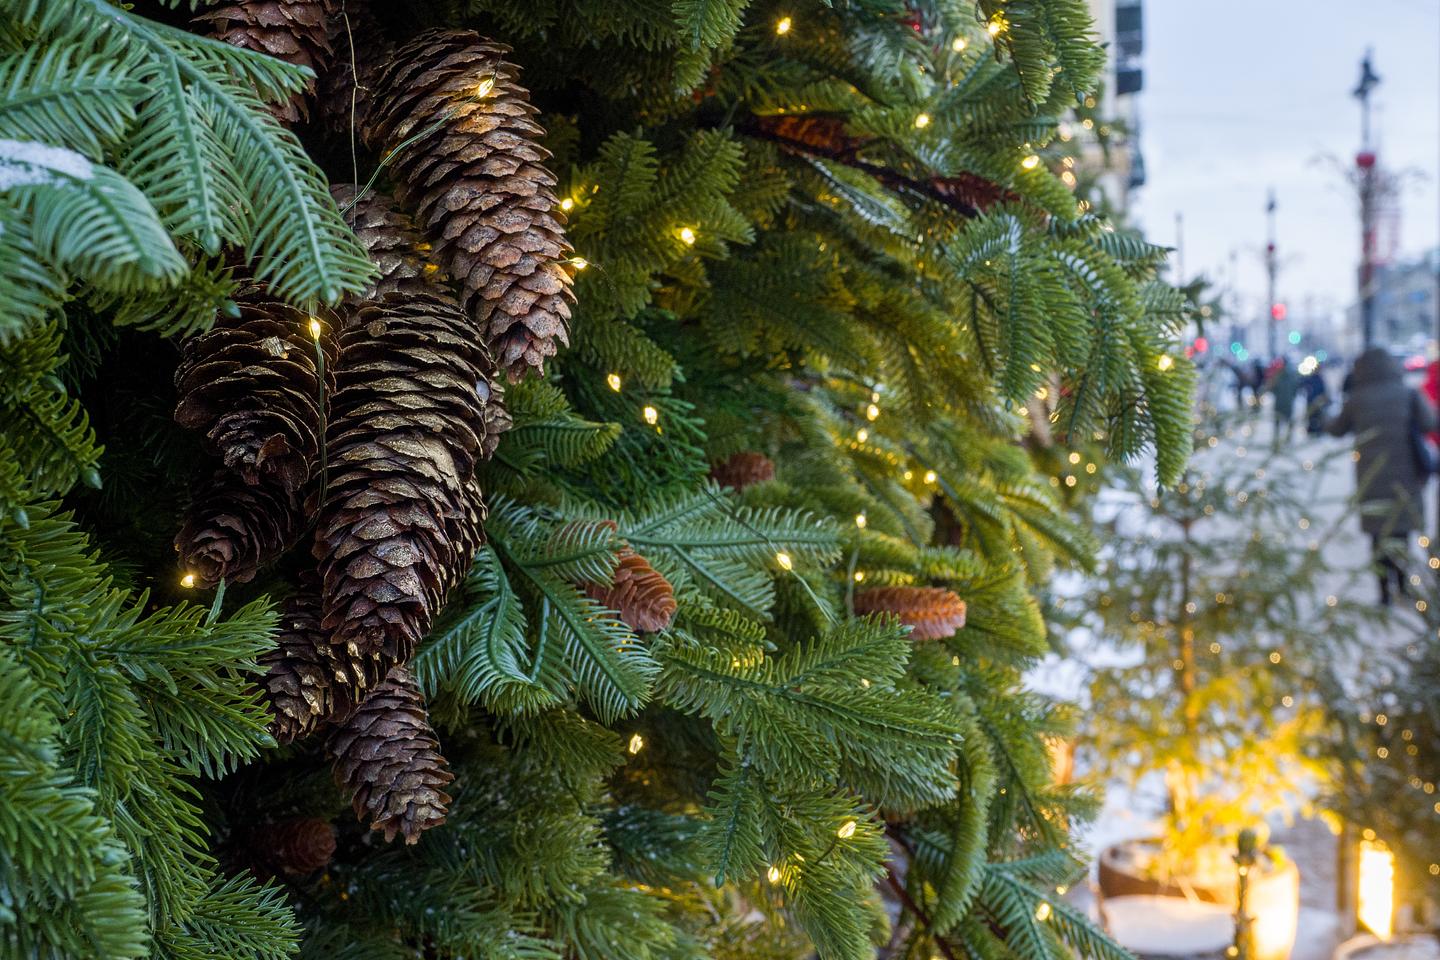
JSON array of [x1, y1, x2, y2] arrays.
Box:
[[0, 1, 1193, 958]]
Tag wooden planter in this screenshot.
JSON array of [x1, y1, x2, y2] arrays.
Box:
[[1097, 840, 1301, 960]]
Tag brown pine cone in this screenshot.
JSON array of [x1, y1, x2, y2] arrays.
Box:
[[176, 470, 302, 587], [709, 452, 776, 490], [854, 586, 967, 640], [260, 582, 386, 744], [584, 549, 676, 633], [330, 183, 441, 303], [327, 665, 452, 844], [174, 300, 339, 496], [315, 292, 499, 665], [259, 817, 337, 875], [316, 0, 391, 134], [196, 0, 333, 124], [363, 30, 575, 382]]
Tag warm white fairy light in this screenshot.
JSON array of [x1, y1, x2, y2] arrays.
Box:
[[775, 15, 792, 35], [987, 19, 1003, 36], [853, 570, 865, 582], [607, 373, 623, 392], [308, 317, 322, 340], [569, 256, 589, 270], [775, 551, 793, 571], [767, 865, 782, 883], [914, 112, 931, 129], [854, 513, 867, 529], [1021, 154, 1040, 170], [678, 226, 697, 245], [180, 573, 196, 589], [865, 403, 880, 421], [952, 36, 967, 51], [628, 733, 645, 754], [1035, 902, 1052, 922], [475, 76, 496, 99], [642, 405, 659, 425], [1157, 355, 1175, 371], [856, 428, 869, 443], [560, 197, 575, 211], [923, 469, 937, 484], [836, 820, 857, 839]]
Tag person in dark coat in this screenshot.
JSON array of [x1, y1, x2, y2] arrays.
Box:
[[1266, 357, 1301, 446], [1327, 347, 1438, 605], [1300, 362, 1329, 436]]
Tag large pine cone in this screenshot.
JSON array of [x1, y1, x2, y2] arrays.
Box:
[[196, 0, 334, 124], [854, 586, 967, 640], [327, 665, 452, 844], [260, 582, 386, 744], [175, 470, 302, 587], [585, 549, 677, 633], [174, 301, 338, 495], [363, 30, 575, 382], [314, 292, 500, 665]]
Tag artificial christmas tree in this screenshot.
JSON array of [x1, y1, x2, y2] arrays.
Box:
[[0, 1, 1196, 957]]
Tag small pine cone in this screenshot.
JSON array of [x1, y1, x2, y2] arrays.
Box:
[[260, 583, 386, 743], [176, 470, 302, 587], [854, 586, 967, 641], [709, 452, 776, 490], [196, 0, 333, 124], [175, 300, 339, 495], [584, 549, 677, 633], [260, 817, 337, 875], [327, 665, 452, 844], [364, 30, 575, 382], [317, 0, 391, 134], [330, 183, 441, 303], [316, 292, 498, 664]]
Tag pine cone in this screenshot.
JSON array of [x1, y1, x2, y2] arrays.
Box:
[[258, 817, 337, 875], [364, 30, 575, 382], [327, 665, 452, 844], [260, 582, 386, 744], [330, 183, 440, 303], [709, 452, 776, 490], [196, 0, 333, 124], [174, 300, 338, 495], [317, 0, 391, 134], [315, 292, 498, 665], [176, 470, 302, 587], [854, 586, 967, 640], [584, 548, 677, 633]]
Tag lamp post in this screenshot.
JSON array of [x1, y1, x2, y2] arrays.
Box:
[[1354, 51, 1381, 350], [1266, 191, 1278, 361]]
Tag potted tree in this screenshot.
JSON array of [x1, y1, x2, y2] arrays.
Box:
[[1074, 414, 1368, 960]]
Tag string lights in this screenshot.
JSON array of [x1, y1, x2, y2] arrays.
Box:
[[951, 36, 967, 51], [1021, 154, 1040, 170], [628, 733, 645, 754], [775, 15, 792, 36], [642, 405, 659, 425], [775, 551, 793, 571], [606, 372, 623, 392], [914, 112, 931, 129], [180, 572, 196, 589], [678, 226, 697, 245]]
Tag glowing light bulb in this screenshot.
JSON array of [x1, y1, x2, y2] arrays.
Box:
[[475, 76, 496, 99], [923, 470, 937, 484], [307, 317, 322, 340], [628, 733, 645, 754], [951, 36, 967, 52], [914, 112, 931, 129], [775, 15, 792, 35], [854, 514, 867, 529], [856, 428, 869, 443], [987, 19, 1003, 35], [569, 256, 589, 270], [1035, 902, 1052, 922], [865, 403, 880, 421], [853, 571, 865, 582], [1157, 355, 1175, 371], [1021, 154, 1040, 170], [775, 551, 793, 571], [606, 373, 622, 392], [180, 573, 196, 589], [678, 226, 697, 245], [837, 820, 857, 839], [560, 197, 575, 211], [642, 405, 659, 425], [903, 470, 913, 481], [767, 865, 782, 883]]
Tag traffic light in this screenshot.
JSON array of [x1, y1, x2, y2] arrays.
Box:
[[1270, 302, 1287, 321]]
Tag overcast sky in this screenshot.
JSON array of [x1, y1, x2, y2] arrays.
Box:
[[1132, 0, 1440, 330]]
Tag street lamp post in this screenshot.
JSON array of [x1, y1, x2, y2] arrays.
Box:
[[1266, 191, 1278, 360], [1354, 51, 1381, 350]]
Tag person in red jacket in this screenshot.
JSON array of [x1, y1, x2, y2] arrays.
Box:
[[1425, 360, 1440, 445]]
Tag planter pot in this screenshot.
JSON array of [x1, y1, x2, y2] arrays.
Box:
[[1333, 934, 1440, 960], [1097, 840, 1300, 960]]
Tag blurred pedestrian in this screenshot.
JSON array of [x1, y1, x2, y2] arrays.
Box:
[[1425, 359, 1440, 445], [1327, 347, 1438, 605], [1265, 357, 1300, 447], [1300, 361, 1329, 436]]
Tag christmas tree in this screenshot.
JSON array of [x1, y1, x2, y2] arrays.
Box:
[[1075, 411, 1367, 880], [0, 1, 1194, 957]]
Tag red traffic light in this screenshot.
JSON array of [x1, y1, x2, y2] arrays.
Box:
[[1356, 151, 1377, 169], [1270, 302, 1287, 321]]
